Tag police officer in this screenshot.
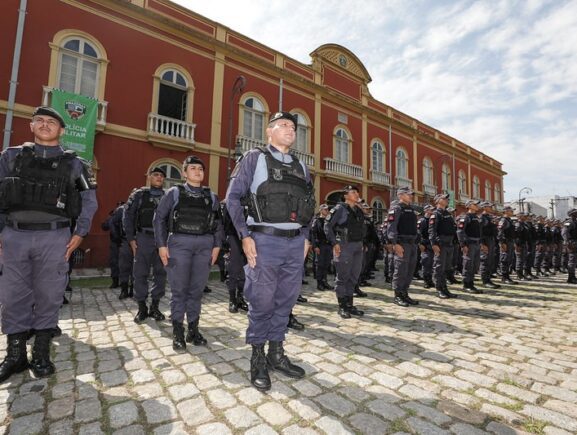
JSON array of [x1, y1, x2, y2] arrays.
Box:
[[457, 200, 484, 294], [111, 201, 134, 299], [124, 167, 167, 324], [552, 220, 564, 273], [153, 156, 223, 352], [0, 106, 97, 382], [311, 204, 334, 291], [101, 202, 124, 288], [561, 208, 577, 284], [533, 216, 549, 277], [429, 194, 457, 299], [324, 185, 366, 316], [479, 201, 500, 289], [418, 205, 435, 289], [226, 112, 314, 391], [386, 187, 419, 306], [514, 212, 531, 281], [497, 206, 518, 284]]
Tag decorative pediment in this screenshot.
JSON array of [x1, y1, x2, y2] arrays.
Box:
[[310, 44, 372, 84]]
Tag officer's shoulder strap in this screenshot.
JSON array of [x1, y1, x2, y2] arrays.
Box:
[[63, 149, 77, 158]]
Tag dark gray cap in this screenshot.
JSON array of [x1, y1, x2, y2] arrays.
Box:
[[434, 193, 449, 202], [343, 184, 360, 193], [149, 166, 166, 177], [503, 205, 514, 212], [32, 106, 66, 127], [568, 208, 577, 216], [397, 186, 414, 195], [183, 155, 205, 169], [465, 199, 480, 207], [480, 201, 493, 207], [269, 111, 297, 126]]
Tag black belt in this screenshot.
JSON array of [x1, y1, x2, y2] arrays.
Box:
[[6, 220, 70, 231], [249, 225, 301, 238], [397, 236, 417, 242], [138, 228, 155, 235]]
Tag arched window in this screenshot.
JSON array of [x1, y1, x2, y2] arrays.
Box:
[[242, 96, 265, 141], [485, 180, 492, 201], [441, 163, 451, 192], [494, 184, 502, 203], [150, 161, 182, 189], [58, 37, 101, 98], [292, 111, 309, 153], [395, 148, 408, 179], [472, 176, 480, 199], [158, 69, 188, 121], [458, 170, 467, 196], [422, 157, 434, 186], [371, 141, 385, 172], [334, 128, 350, 162], [372, 199, 385, 224]]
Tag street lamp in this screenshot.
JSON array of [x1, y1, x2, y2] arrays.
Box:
[[226, 75, 246, 180], [518, 187, 532, 213]]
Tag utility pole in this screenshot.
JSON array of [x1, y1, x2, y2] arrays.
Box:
[[550, 198, 556, 219]]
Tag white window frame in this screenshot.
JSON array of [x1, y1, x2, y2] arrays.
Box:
[[334, 128, 350, 162], [57, 37, 100, 98], [242, 97, 265, 141], [372, 141, 385, 172]]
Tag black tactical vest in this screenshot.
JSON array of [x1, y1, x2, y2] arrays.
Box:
[[464, 213, 481, 237], [137, 188, 162, 229], [249, 148, 316, 226], [169, 186, 216, 235], [0, 145, 81, 218], [336, 204, 365, 242], [418, 217, 429, 240], [500, 217, 515, 240], [481, 214, 496, 236], [435, 209, 456, 236], [396, 204, 418, 235]]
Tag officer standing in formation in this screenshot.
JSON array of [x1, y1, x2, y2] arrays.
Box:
[[101, 202, 124, 289], [154, 156, 223, 352], [456, 200, 484, 294], [226, 112, 314, 391], [112, 201, 134, 299], [386, 187, 419, 307], [0, 107, 98, 382], [497, 206, 517, 284], [418, 205, 435, 289], [124, 167, 167, 324], [429, 193, 457, 299], [562, 208, 577, 284], [479, 201, 501, 289], [311, 204, 334, 291], [324, 185, 366, 318]]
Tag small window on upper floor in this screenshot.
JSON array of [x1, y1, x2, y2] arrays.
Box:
[[396, 148, 408, 179], [372, 141, 385, 173], [58, 37, 101, 98], [473, 176, 481, 199], [458, 170, 468, 195], [243, 97, 265, 141], [442, 163, 452, 192], [158, 69, 188, 121], [334, 128, 350, 162], [292, 112, 310, 153], [423, 157, 434, 186], [485, 180, 492, 201]]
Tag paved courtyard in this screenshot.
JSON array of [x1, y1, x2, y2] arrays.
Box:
[[1, 271, 577, 435]]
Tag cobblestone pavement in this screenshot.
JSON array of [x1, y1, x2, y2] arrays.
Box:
[[1, 271, 577, 435]]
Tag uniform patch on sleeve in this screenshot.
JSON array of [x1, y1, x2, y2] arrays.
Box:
[[458, 218, 465, 229], [388, 210, 395, 222]]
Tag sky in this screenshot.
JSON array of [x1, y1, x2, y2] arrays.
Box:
[[173, 0, 577, 201]]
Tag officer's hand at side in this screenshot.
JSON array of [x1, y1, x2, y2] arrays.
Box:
[[481, 244, 488, 254], [419, 244, 426, 253], [65, 235, 83, 261], [333, 243, 341, 258], [158, 247, 169, 266], [304, 239, 311, 260], [500, 243, 507, 252], [462, 246, 469, 256], [432, 245, 441, 256], [314, 247, 320, 255], [211, 247, 220, 265], [129, 240, 137, 256], [394, 244, 404, 258], [242, 236, 257, 268]]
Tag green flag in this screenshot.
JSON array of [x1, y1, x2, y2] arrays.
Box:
[[50, 89, 98, 161], [448, 189, 455, 208]]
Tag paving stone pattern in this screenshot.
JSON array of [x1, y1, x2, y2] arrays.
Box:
[[1, 273, 577, 434]]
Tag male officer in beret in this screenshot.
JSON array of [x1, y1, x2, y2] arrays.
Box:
[[479, 201, 500, 289], [124, 167, 167, 324], [324, 185, 367, 316], [387, 187, 419, 306], [457, 200, 484, 294], [418, 205, 435, 289], [562, 208, 577, 284], [497, 206, 518, 284], [0, 106, 98, 382], [429, 193, 458, 299], [226, 112, 314, 391], [311, 204, 334, 291]]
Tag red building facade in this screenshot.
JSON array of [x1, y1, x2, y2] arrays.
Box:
[[0, 0, 505, 267]]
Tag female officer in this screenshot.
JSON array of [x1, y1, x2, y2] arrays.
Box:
[[153, 156, 223, 352]]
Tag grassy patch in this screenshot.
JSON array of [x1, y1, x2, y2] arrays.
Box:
[[388, 418, 410, 434], [522, 417, 547, 434], [71, 276, 113, 288], [502, 377, 521, 388], [500, 401, 523, 412]]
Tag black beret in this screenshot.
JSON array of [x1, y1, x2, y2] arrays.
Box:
[[183, 155, 205, 170], [32, 106, 66, 128], [149, 166, 166, 177], [269, 111, 297, 126], [434, 193, 450, 202], [343, 184, 359, 193]]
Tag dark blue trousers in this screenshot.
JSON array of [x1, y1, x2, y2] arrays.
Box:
[[133, 232, 166, 302]]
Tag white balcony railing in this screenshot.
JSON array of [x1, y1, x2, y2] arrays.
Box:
[[148, 113, 195, 143], [423, 183, 437, 196], [324, 158, 363, 178], [395, 176, 413, 189], [370, 170, 391, 185], [42, 86, 108, 127], [235, 135, 315, 167]]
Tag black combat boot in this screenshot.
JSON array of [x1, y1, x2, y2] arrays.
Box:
[[463, 281, 483, 294], [133, 301, 148, 324], [501, 274, 518, 284], [403, 292, 419, 305], [447, 274, 461, 285], [526, 269, 537, 279], [148, 299, 165, 321], [128, 282, 134, 297], [109, 277, 119, 289], [567, 273, 577, 284], [250, 344, 271, 391], [337, 297, 351, 319], [0, 332, 29, 383], [172, 321, 186, 353], [518, 271, 531, 281], [118, 283, 129, 300], [444, 285, 458, 298], [322, 280, 334, 290], [297, 294, 308, 303], [267, 341, 305, 379], [347, 296, 364, 316], [353, 285, 368, 298], [220, 269, 227, 282], [482, 280, 501, 289], [287, 313, 305, 330], [423, 277, 434, 289], [436, 286, 450, 299], [228, 289, 239, 313], [394, 291, 410, 306], [316, 280, 327, 291], [186, 319, 207, 346], [236, 288, 249, 311], [30, 329, 55, 378]]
